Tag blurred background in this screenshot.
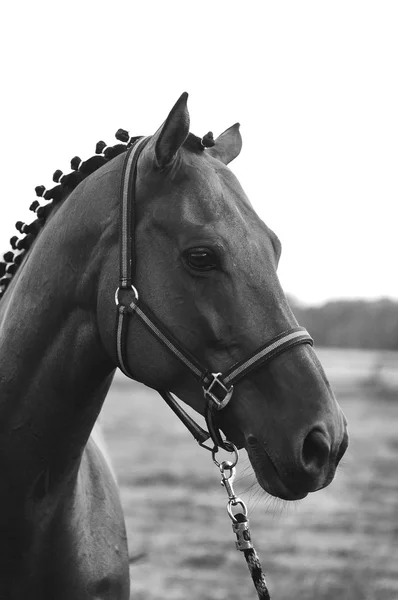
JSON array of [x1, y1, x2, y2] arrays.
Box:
[[1, 1, 397, 598]]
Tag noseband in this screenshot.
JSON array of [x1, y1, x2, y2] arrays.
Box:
[[115, 137, 313, 450]]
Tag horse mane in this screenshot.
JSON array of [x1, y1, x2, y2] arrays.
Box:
[[0, 130, 213, 301]]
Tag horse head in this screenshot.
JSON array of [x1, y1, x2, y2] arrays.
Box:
[[97, 93, 348, 501]]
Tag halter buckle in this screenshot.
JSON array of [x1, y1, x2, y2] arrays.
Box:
[[203, 373, 233, 410]]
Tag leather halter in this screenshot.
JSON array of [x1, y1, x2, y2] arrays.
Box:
[[115, 137, 314, 450]]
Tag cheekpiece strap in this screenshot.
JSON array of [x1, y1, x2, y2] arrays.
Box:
[[116, 137, 149, 377], [119, 136, 150, 288]]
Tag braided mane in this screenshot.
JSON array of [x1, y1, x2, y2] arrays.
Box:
[[0, 130, 213, 301]]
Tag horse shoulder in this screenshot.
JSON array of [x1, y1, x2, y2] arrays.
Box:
[[47, 430, 130, 599]]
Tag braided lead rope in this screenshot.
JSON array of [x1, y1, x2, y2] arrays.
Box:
[[212, 445, 272, 600], [235, 514, 270, 600], [245, 548, 270, 600]]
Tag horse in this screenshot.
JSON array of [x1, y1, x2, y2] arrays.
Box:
[[0, 93, 348, 599]]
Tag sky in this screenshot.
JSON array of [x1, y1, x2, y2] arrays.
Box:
[[0, 1, 397, 305]]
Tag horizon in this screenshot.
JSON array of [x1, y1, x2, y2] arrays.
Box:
[[288, 293, 398, 309]]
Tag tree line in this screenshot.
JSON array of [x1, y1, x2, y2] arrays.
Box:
[[288, 297, 398, 350]]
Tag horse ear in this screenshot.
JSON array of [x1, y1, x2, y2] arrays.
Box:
[[206, 123, 242, 164], [153, 92, 190, 168]]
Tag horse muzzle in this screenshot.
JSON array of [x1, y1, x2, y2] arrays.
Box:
[[246, 423, 349, 501]]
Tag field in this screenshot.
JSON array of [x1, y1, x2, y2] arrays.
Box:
[[100, 348, 398, 600]]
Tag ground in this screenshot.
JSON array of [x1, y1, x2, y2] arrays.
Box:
[[101, 348, 398, 600]]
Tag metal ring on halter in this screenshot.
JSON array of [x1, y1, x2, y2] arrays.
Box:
[[114, 285, 139, 306], [212, 442, 239, 469], [227, 498, 248, 522]]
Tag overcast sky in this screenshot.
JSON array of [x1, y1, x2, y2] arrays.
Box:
[[1, 1, 396, 305]]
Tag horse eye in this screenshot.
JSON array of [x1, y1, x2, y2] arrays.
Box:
[[186, 248, 218, 271]]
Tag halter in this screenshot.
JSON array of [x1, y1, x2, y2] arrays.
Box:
[[115, 137, 314, 450]]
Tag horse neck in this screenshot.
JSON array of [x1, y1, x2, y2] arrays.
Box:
[[0, 156, 123, 503]]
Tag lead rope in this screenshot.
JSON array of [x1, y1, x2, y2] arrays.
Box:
[[212, 444, 271, 600]]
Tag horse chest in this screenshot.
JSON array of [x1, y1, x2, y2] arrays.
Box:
[[45, 440, 130, 599]]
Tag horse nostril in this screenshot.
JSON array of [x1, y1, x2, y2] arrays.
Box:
[[302, 428, 331, 473]]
